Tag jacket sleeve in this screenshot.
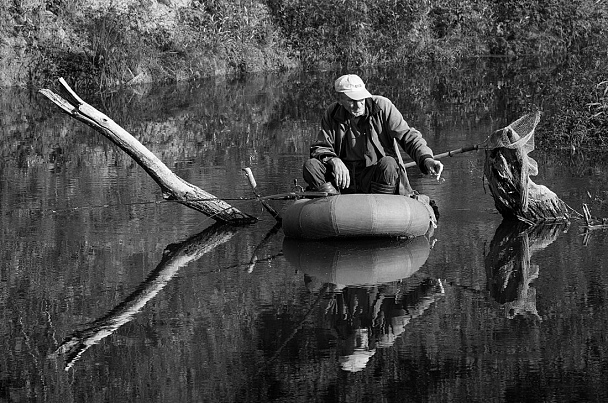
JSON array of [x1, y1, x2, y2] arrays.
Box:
[[310, 105, 339, 161], [383, 98, 434, 173]]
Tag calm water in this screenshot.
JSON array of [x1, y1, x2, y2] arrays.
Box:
[[2, 61, 608, 402]]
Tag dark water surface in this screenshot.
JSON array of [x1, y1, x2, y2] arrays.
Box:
[[2, 61, 608, 402]]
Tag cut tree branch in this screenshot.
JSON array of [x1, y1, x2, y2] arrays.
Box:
[[39, 78, 256, 225]]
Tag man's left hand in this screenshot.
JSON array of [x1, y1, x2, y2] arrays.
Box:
[[424, 159, 444, 181]]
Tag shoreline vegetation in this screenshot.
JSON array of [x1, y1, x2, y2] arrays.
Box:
[[1, 0, 606, 148]]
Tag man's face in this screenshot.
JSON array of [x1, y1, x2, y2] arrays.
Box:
[[338, 93, 366, 117]]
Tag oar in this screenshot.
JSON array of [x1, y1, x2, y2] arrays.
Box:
[[245, 145, 480, 206], [402, 144, 480, 168], [394, 139, 413, 194], [242, 168, 282, 222], [246, 222, 283, 273], [259, 190, 333, 200]]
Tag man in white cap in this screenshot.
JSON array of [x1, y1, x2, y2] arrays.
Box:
[[303, 74, 443, 195]]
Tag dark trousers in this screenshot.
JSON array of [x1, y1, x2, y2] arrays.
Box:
[[303, 156, 399, 194]]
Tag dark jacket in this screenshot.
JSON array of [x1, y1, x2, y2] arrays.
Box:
[[310, 96, 434, 173]]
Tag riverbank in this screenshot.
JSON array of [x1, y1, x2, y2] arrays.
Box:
[[2, 0, 607, 89], [1, 0, 606, 148], [1, 0, 297, 89]]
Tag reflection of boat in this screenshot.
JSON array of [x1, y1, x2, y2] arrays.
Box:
[[283, 236, 440, 373], [283, 236, 430, 289], [281, 194, 436, 239]]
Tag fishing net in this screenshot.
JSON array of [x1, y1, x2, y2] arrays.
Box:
[[486, 110, 541, 177], [484, 111, 570, 222]]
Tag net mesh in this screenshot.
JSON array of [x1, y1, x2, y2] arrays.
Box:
[[486, 111, 541, 176]]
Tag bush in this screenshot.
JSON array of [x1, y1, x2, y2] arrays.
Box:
[[488, 0, 608, 56]]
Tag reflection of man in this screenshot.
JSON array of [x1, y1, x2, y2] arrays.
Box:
[[328, 279, 444, 372], [339, 328, 376, 373], [303, 74, 444, 195]]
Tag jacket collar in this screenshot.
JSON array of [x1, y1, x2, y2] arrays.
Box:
[[331, 97, 380, 124]]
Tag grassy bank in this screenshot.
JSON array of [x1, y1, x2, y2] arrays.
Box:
[[1, 0, 606, 147], [2, 0, 606, 88], [0, 0, 299, 89]]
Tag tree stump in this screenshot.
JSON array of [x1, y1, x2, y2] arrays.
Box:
[[483, 112, 570, 224]]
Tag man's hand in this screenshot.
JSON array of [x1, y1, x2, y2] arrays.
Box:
[[329, 158, 350, 189], [424, 158, 444, 181]]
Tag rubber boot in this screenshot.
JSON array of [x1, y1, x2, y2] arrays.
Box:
[[370, 181, 396, 194], [317, 182, 340, 195]]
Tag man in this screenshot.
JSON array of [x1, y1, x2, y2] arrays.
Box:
[[303, 74, 443, 195]]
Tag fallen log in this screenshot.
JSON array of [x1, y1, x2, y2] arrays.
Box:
[[39, 78, 256, 225], [484, 111, 570, 224]]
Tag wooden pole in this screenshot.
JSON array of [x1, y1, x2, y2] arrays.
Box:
[[403, 144, 479, 168], [242, 168, 281, 221], [394, 139, 413, 195], [39, 78, 256, 225]]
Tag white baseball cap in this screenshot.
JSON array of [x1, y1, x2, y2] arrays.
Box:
[[334, 74, 372, 100]]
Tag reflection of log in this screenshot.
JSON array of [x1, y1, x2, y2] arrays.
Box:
[[50, 223, 237, 371], [580, 204, 608, 245], [485, 220, 566, 319], [582, 203, 608, 228], [39, 78, 256, 224]]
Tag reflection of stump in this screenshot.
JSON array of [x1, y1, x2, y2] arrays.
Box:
[[485, 220, 567, 319], [483, 112, 569, 224]]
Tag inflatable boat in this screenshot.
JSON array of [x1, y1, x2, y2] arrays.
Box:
[[281, 193, 437, 240]]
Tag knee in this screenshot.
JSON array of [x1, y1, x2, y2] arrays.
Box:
[[303, 158, 324, 174], [377, 156, 398, 173]]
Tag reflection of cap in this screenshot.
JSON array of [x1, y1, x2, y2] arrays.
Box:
[[377, 314, 410, 348], [339, 349, 376, 372], [334, 74, 373, 100], [339, 328, 375, 372]]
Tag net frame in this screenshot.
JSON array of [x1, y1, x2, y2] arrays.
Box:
[[486, 111, 541, 177]]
